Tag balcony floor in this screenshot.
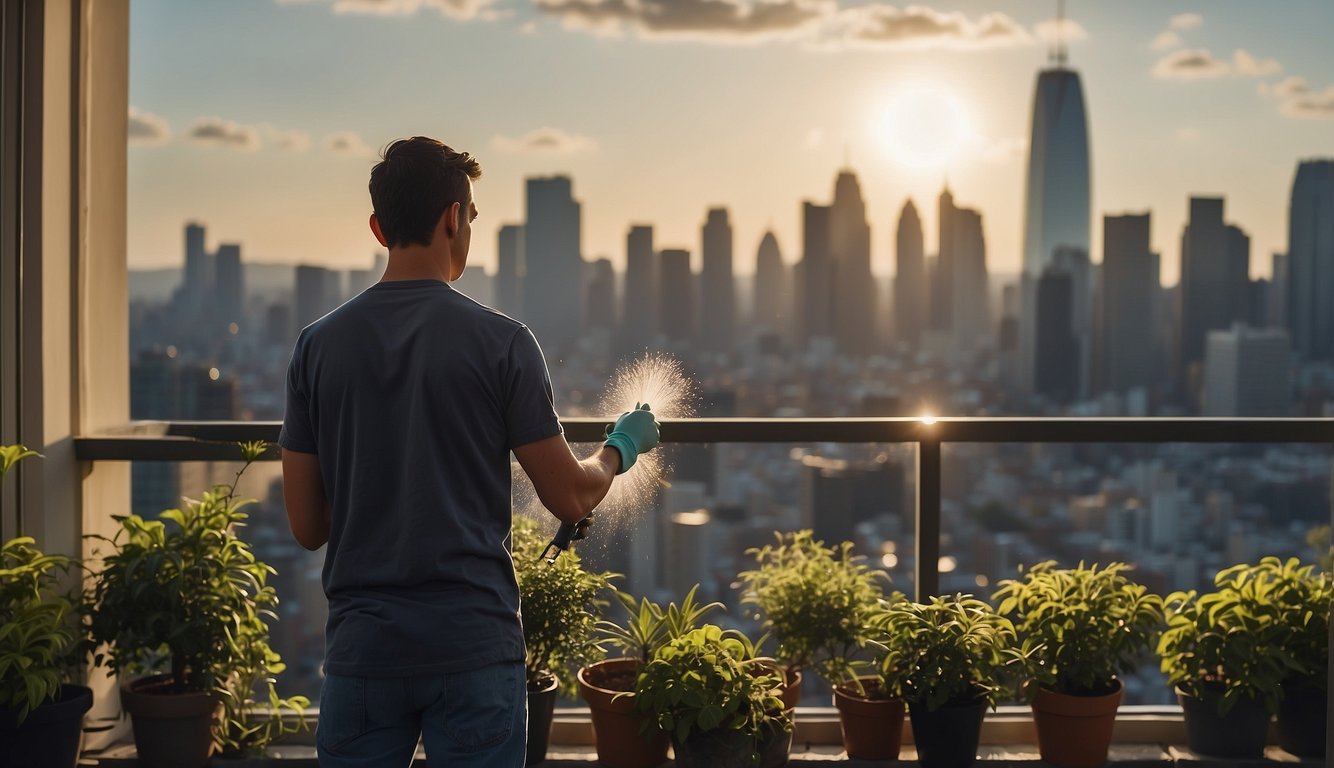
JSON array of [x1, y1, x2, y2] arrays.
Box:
[[86, 743, 1322, 766]]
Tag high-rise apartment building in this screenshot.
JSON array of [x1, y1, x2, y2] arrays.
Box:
[[1286, 159, 1334, 359], [700, 208, 736, 353], [523, 176, 583, 351]]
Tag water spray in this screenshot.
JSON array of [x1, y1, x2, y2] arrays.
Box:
[[537, 354, 696, 563]]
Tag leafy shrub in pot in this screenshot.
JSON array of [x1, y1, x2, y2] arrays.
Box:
[[875, 594, 1020, 768], [737, 530, 888, 696], [993, 561, 1165, 768], [1159, 560, 1300, 758], [631, 625, 790, 768], [511, 514, 616, 764], [86, 442, 308, 766]]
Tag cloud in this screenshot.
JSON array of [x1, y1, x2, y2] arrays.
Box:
[[1153, 48, 1229, 80], [1169, 13, 1203, 31], [186, 118, 260, 151], [326, 131, 378, 158], [1233, 49, 1280, 77], [268, 127, 312, 152], [1150, 30, 1180, 51], [127, 107, 170, 145], [284, 0, 497, 20], [1034, 17, 1087, 46], [1280, 85, 1334, 120], [820, 5, 1031, 50], [491, 127, 596, 154], [1270, 76, 1311, 98], [533, 0, 832, 42]]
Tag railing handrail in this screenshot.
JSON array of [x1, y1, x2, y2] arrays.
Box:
[[73, 416, 1334, 598]]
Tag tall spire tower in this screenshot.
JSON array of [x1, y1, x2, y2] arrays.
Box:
[[1017, 0, 1091, 394]]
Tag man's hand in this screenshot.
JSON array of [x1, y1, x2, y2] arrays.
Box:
[[571, 514, 593, 542], [602, 403, 660, 474]]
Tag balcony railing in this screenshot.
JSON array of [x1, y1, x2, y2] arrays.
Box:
[[74, 416, 1334, 599]]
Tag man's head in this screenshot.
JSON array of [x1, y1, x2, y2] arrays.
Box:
[[368, 137, 481, 280]]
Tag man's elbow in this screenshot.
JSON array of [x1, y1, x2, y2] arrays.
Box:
[[294, 529, 328, 551]]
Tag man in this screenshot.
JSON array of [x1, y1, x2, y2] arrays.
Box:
[[280, 136, 659, 767]]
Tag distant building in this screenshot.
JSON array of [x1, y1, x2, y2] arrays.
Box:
[[752, 230, 788, 338], [620, 225, 657, 355], [797, 454, 905, 547], [523, 176, 583, 352], [700, 208, 736, 353], [1099, 213, 1159, 394], [799, 202, 833, 344], [182, 222, 211, 310], [894, 199, 927, 346], [1286, 159, 1334, 360], [585, 258, 615, 332], [657, 249, 695, 343], [1178, 197, 1252, 397], [496, 224, 524, 318], [214, 243, 243, 331], [1035, 267, 1079, 403], [1202, 325, 1293, 416], [830, 170, 876, 355], [294, 265, 338, 331]]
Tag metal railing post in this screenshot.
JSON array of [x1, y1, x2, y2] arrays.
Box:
[[915, 437, 941, 600]]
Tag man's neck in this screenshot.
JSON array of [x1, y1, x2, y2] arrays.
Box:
[[381, 247, 451, 283]]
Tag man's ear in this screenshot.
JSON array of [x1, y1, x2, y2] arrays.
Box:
[[369, 213, 389, 247], [442, 202, 461, 238]]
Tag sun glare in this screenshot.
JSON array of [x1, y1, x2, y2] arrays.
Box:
[[877, 87, 970, 170]]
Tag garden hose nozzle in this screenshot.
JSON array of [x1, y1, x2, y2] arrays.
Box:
[[539, 515, 591, 564]]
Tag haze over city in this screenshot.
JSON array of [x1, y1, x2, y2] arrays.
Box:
[[127, 0, 1334, 283]]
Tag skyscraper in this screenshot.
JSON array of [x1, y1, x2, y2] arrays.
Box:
[[523, 176, 583, 351], [621, 225, 657, 354], [931, 187, 957, 334], [700, 208, 736, 353], [1019, 28, 1091, 393], [183, 222, 211, 308], [894, 199, 926, 346], [1099, 213, 1158, 395], [1035, 267, 1078, 403], [1178, 197, 1252, 394], [934, 187, 989, 347], [658, 249, 695, 343], [830, 170, 876, 355], [753, 230, 788, 335], [294, 264, 337, 330], [496, 224, 524, 318], [585, 258, 615, 332], [1286, 159, 1334, 360], [1203, 325, 1293, 416], [214, 243, 243, 331], [799, 202, 833, 344]]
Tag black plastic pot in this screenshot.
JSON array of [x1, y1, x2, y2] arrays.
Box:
[[757, 718, 793, 768], [0, 683, 93, 768], [908, 696, 987, 768], [120, 675, 221, 768], [672, 728, 756, 768], [1176, 686, 1270, 759], [525, 674, 559, 766], [1277, 683, 1326, 758]]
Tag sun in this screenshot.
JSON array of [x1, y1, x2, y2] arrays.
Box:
[[876, 87, 971, 170]]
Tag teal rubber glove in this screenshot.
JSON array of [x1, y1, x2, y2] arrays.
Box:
[[603, 403, 660, 474]]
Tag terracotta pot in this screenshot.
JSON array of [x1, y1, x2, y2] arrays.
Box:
[[1277, 682, 1326, 758], [908, 694, 987, 768], [1030, 680, 1124, 768], [833, 677, 906, 760], [0, 684, 93, 768], [526, 674, 560, 766], [577, 659, 669, 768], [120, 675, 221, 768], [778, 667, 803, 711], [1176, 685, 1270, 759]]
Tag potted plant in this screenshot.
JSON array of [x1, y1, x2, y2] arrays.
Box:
[[738, 530, 888, 708], [631, 624, 791, 768], [875, 594, 1019, 768], [1259, 557, 1333, 758], [578, 584, 721, 768], [86, 442, 308, 768], [0, 444, 94, 768], [993, 561, 1165, 768], [1159, 560, 1295, 758], [511, 514, 615, 766], [829, 591, 910, 761]]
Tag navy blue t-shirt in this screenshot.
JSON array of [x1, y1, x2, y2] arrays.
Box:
[[279, 279, 562, 677]]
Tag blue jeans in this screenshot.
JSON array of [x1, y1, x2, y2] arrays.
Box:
[[316, 661, 527, 767]]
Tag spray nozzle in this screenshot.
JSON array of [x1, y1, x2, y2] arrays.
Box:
[[538, 515, 592, 564]]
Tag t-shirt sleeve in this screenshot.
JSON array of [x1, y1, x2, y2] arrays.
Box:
[[278, 335, 318, 454], [503, 326, 564, 450]]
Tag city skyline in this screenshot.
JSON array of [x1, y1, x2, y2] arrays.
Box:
[[127, 1, 1334, 283]]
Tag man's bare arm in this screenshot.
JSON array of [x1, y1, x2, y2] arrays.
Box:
[[282, 448, 332, 550], [513, 435, 621, 524]]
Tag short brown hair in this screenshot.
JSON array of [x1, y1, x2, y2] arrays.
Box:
[[368, 137, 482, 249]]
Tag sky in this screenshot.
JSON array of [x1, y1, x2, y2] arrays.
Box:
[[127, 0, 1334, 285]]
